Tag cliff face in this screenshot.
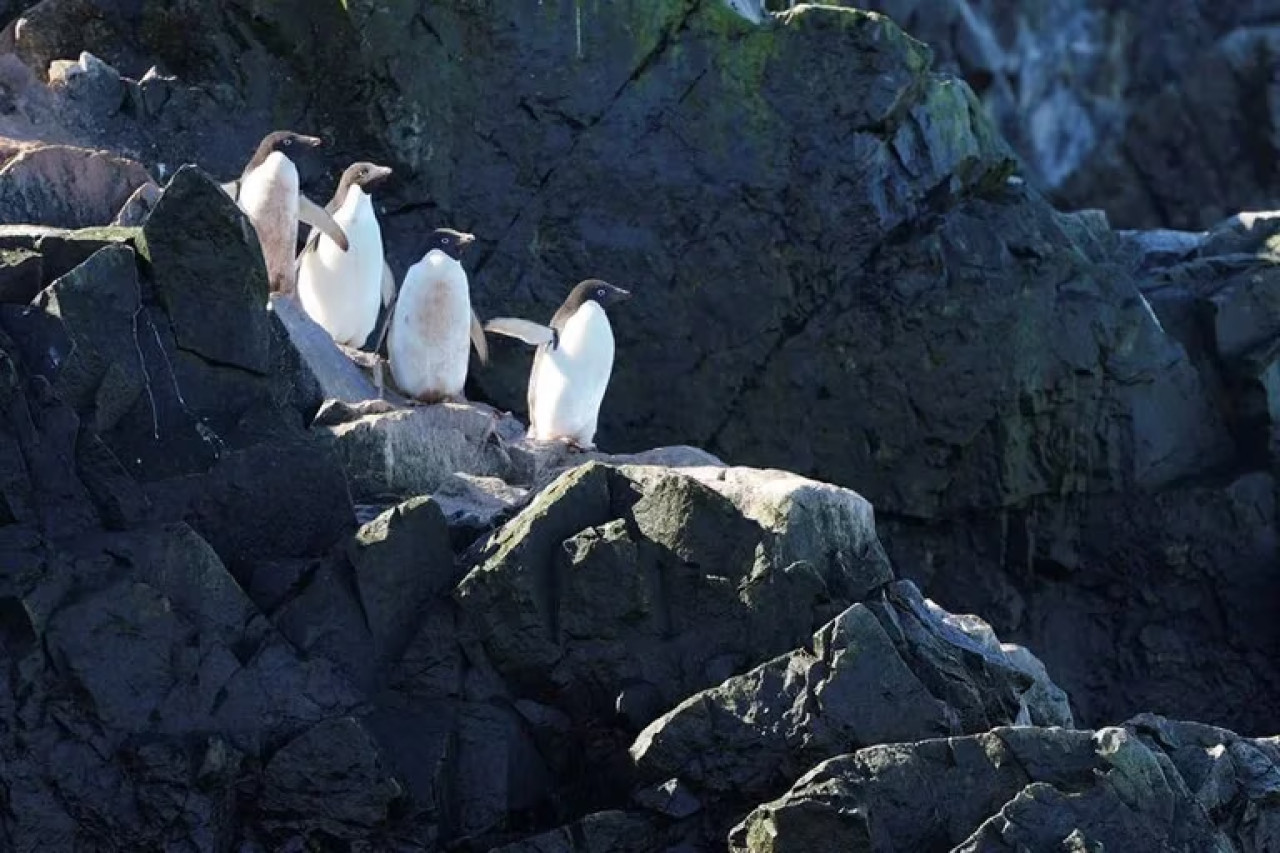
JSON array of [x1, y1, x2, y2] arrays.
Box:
[[1, 0, 1279, 850]]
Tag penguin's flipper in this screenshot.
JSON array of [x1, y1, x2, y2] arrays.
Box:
[[294, 226, 322, 273], [298, 195, 350, 251], [484, 317, 557, 348], [381, 262, 396, 308], [470, 310, 489, 365]]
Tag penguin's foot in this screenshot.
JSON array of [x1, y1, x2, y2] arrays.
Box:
[[566, 439, 597, 453]]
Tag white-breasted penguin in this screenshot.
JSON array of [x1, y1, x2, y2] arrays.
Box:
[[485, 279, 630, 450], [384, 228, 489, 404], [222, 130, 350, 295], [296, 161, 395, 348]]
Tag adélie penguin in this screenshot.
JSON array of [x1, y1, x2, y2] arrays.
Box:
[[222, 130, 350, 295], [296, 161, 394, 348], [485, 279, 631, 450], [383, 228, 489, 404]]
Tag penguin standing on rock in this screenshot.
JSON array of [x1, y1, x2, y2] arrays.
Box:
[[296, 161, 395, 348], [222, 130, 350, 295], [383, 228, 489, 404], [485, 279, 630, 451]]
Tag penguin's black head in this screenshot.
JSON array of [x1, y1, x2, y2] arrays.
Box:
[[569, 279, 631, 310], [250, 131, 322, 167], [426, 228, 475, 261], [338, 161, 394, 198]]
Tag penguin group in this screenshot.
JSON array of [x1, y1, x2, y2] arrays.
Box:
[[225, 130, 630, 451]]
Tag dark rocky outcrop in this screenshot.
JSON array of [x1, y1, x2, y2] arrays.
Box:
[[730, 714, 1280, 853], [0, 1, 1277, 851], [850, 1, 1280, 232]]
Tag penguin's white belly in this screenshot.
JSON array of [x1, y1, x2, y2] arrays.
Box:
[[530, 303, 614, 446], [298, 192, 383, 347], [388, 254, 471, 401], [238, 152, 299, 292]]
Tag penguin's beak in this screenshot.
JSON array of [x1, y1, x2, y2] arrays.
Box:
[[614, 287, 632, 301], [458, 233, 476, 247], [299, 135, 324, 147]]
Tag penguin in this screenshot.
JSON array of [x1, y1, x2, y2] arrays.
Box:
[[222, 130, 350, 295], [484, 279, 630, 450], [295, 161, 395, 348], [383, 228, 489, 404]]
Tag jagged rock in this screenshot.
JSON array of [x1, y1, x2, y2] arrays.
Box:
[[317, 388, 725, 505], [0, 223, 140, 301], [887, 469, 1280, 735], [729, 714, 1280, 853], [631, 581, 1069, 803], [365, 698, 555, 840], [431, 472, 529, 545], [146, 439, 353, 580], [488, 811, 663, 853], [634, 778, 702, 820], [456, 462, 894, 729], [0, 244, 41, 302], [111, 178, 160, 226], [138, 164, 270, 374], [259, 717, 404, 842], [0, 144, 151, 228], [0, 0, 135, 82], [47, 50, 124, 116], [272, 293, 385, 405], [319, 398, 524, 502], [27, 243, 145, 434], [853, 2, 1280, 232], [348, 496, 457, 661]]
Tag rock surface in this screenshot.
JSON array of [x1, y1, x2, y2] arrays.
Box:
[[631, 579, 1071, 808], [730, 714, 1280, 853], [0, 143, 151, 228], [0, 1, 1276, 851], [854, 0, 1280, 231]]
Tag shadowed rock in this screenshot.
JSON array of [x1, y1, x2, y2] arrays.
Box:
[[631, 580, 1069, 808], [730, 714, 1280, 853]]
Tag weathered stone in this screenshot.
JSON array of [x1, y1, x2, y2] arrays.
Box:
[[730, 715, 1280, 853], [47, 51, 125, 117], [632, 582, 1069, 804], [111, 179, 160, 226], [431, 471, 528, 546], [456, 463, 890, 727], [0, 245, 41, 303], [0, 0, 134, 82], [0, 144, 151, 229], [319, 399, 522, 502], [348, 496, 456, 661], [28, 243, 144, 433], [488, 811, 663, 853], [260, 717, 403, 841], [137, 165, 271, 374]]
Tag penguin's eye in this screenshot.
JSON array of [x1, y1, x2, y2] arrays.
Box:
[[441, 237, 451, 245], [359, 168, 368, 177], [282, 138, 293, 147], [596, 288, 606, 298]]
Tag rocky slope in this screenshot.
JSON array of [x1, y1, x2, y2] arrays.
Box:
[[852, 0, 1280, 231], [0, 0, 1278, 850]]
